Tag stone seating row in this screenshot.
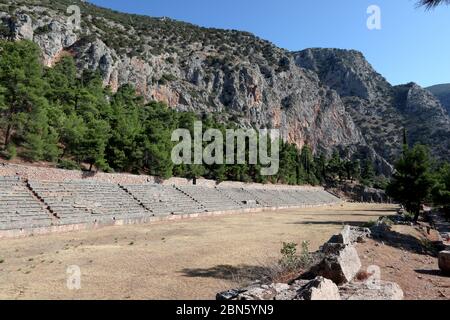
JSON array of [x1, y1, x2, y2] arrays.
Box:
[[0, 176, 341, 230], [28, 180, 149, 224], [0, 177, 53, 230]]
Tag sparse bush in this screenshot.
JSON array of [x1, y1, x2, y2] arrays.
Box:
[[362, 220, 377, 228], [279, 241, 311, 271], [57, 159, 81, 170], [279, 242, 299, 271], [402, 211, 415, 221], [379, 216, 394, 227], [419, 238, 437, 255], [299, 240, 312, 266], [5, 144, 16, 160], [34, 24, 51, 35]]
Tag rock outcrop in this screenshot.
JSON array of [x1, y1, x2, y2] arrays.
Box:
[[438, 251, 450, 275], [427, 84, 450, 115], [295, 49, 450, 163], [329, 183, 390, 203], [217, 225, 403, 300]]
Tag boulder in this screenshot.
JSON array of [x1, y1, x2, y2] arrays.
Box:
[[275, 280, 310, 300], [216, 288, 245, 300], [237, 286, 277, 300], [224, 283, 290, 301], [296, 277, 341, 300], [310, 244, 361, 285], [340, 281, 404, 300], [328, 225, 371, 245], [438, 251, 450, 275]]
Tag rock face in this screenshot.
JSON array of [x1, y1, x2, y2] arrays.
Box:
[[295, 49, 450, 163], [330, 183, 390, 203], [428, 84, 450, 115], [1, 1, 449, 167], [2, 13, 33, 40], [296, 276, 341, 300], [438, 251, 450, 275]]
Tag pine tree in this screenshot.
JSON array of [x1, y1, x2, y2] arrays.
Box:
[[0, 40, 47, 147], [386, 145, 436, 222], [361, 159, 376, 186], [432, 163, 450, 216]]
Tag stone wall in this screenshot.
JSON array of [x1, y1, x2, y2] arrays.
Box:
[[0, 163, 154, 185], [0, 163, 324, 191]]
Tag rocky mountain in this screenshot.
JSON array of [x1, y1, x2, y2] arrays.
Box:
[[1, 0, 449, 173], [296, 49, 450, 163], [427, 84, 450, 114]]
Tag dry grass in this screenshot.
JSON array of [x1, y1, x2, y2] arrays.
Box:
[[0, 203, 396, 300]]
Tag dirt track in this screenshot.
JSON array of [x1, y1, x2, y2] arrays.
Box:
[[0, 203, 395, 300]]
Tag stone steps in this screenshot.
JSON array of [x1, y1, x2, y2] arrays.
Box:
[[0, 177, 54, 230], [1, 175, 341, 231]]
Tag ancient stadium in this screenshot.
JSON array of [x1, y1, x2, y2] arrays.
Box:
[[0, 163, 342, 238]]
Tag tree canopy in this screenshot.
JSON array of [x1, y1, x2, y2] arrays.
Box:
[[386, 144, 436, 221]]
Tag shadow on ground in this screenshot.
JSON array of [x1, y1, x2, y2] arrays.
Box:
[[179, 264, 274, 283], [414, 269, 447, 277], [294, 213, 386, 217], [289, 221, 369, 227], [372, 228, 439, 257]]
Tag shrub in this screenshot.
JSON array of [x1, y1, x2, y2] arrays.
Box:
[[6, 144, 16, 160], [299, 240, 311, 266], [362, 220, 377, 228], [279, 242, 298, 271], [57, 159, 81, 170], [279, 241, 311, 271]]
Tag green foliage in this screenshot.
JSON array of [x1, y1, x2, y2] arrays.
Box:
[[386, 144, 436, 221], [279, 242, 299, 271], [57, 159, 81, 170], [432, 163, 450, 215], [279, 241, 311, 271], [0, 40, 46, 148], [362, 220, 377, 228], [5, 144, 16, 160], [361, 159, 376, 186]]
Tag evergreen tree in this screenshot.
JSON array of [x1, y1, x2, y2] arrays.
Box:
[[432, 163, 450, 216], [361, 159, 376, 186], [386, 144, 436, 222], [106, 85, 144, 172], [327, 151, 345, 182], [0, 41, 47, 147]]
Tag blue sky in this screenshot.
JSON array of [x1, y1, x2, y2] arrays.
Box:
[[88, 0, 450, 87]]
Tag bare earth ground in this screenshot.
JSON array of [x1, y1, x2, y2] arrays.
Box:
[[0, 203, 447, 300], [357, 225, 450, 300]]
